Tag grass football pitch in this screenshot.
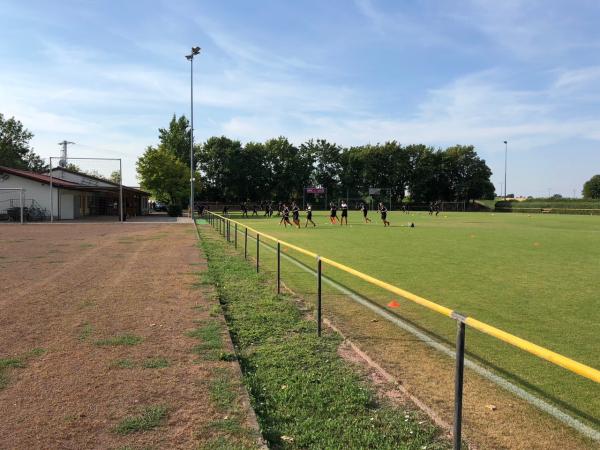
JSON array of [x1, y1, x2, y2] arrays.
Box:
[[229, 210, 600, 430]]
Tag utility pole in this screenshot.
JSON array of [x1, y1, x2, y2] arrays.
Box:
[[186, 46, 201, 218], [58, 141, 75, 167]]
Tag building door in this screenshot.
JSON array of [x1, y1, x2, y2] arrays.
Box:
[[73, 195, 81, 219], [60, 194, 74, 220]]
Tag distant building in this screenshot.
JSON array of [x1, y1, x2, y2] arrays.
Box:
[[0, 166, 149, 220]]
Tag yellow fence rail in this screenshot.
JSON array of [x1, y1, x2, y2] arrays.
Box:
[[203, 211, 599, 448], [207, 212, 598, 383]]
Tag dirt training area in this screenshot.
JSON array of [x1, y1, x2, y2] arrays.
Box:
[[0, 224, 260, 449]]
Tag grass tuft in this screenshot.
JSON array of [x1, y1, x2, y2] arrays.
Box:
[[78, 323, 93, 341], [0, 348, 46, 389], [142, 357, 170, 369], [114, 405, 168, 435], [187, 321, 224, 360], [111, 359, 136, 369]]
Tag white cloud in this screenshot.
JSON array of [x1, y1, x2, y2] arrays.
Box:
[[553, 66, 600, 90]]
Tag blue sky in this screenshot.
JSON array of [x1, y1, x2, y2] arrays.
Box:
[[1, 0, 600, 196]]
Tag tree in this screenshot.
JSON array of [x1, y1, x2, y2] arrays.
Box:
[[197, 136, 244, 201], [136, 145, 195, 204], [110, 170, 121, 184], [302, 139, 342, 198], [65, 163, 81, 172], [242, 142, 271, 200], [582, 175, 600, 199], [0, 113, 47, 172], [443, 145, 495, 201], [264, 137, 313, 200], [340, 146, 368, 196], [406, 145, 444, 202], [158, 114, 201, 168]]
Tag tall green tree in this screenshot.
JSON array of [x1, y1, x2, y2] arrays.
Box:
[[406, 145, 445, 202], [340, 146, 368, 196], [137, 145, 197, 204], [158, 114, 201, 168], [197, 136, 243, 201], [242, 142, 271, 201], [265, 137, 313, 200], [443, 145, 495, 201], [0, 113, 47, 172], [582, 175, 600, 199], [302, 139, 343, 198]]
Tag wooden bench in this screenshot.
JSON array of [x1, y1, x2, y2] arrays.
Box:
[[541, 208, 552, 214]]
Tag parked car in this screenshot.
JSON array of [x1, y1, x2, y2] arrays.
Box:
[[154, 202, 167, 212]]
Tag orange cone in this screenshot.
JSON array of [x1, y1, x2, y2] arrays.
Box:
[[387, 300, 401, 308]]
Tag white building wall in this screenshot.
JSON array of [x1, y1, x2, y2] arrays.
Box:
[[0, 174, 79, 219]]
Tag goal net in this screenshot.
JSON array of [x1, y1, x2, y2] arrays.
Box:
[[0, 188, 26, 223]]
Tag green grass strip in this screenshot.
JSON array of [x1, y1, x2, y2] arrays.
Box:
[[197, 228, 448, 449]]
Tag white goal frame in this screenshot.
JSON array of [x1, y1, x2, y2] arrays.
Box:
[[0, 188, 25, 224]]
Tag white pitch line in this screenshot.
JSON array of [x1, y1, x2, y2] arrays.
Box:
[[244, 233, 600, 442]]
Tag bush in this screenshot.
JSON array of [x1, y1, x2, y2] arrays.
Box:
[[167, 204, 182, 217]]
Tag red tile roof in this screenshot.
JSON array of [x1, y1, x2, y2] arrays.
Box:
[[0, 166, 80, 188]]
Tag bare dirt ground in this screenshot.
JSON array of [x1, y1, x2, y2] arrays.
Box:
[[0, 223, 261, 450]]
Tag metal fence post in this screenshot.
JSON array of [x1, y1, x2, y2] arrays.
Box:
[[256, 234, 260, 272], [277, 242, 281, 294], [452, 314, 467, 450], [235, 223, 238, 249], [227, 220, 230, 242], [244, 227, 248, 259], [20, 189, 24, 224], [317, 257, 322, 337]]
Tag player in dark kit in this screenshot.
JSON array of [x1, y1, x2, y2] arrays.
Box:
[[305, 204, 316, 227], [280, 204, 292, 227], [241, 203, 248, 217], [379, 203, 390, 227], [329, 203, 338, 224], [360, 202, 371, 223], [340, 200, 349, 226], [291, 202, 301, 228]]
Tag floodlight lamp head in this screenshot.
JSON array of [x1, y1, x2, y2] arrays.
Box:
[[503, 140, 508, 144], [185, 55, 193, 60], [192, 46, 201, 55]]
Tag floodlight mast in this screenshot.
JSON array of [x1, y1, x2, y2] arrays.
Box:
[[503, 140, 508, 200], [186, 46, 201, 218]]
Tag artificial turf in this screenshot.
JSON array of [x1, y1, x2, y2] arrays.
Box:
[[224, 210, 600, 430]]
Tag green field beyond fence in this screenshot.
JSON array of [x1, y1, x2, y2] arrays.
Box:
[[207, 210, 600, 438], [496, 199, 600, 215]]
